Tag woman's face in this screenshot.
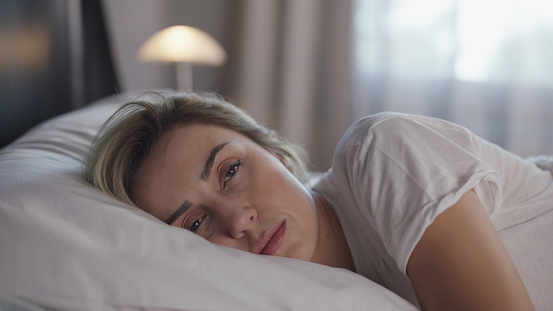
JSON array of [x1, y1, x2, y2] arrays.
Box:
[[132, 124, 319, 261]]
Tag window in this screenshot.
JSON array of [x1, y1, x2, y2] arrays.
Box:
[[354, 0, 553, 87]]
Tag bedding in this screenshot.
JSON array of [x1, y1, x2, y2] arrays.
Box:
[[527, 154, 553, 174], [0, 93, 418, 311]]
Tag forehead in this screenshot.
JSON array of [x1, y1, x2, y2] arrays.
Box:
[[141, 123, 242, 180], [143, 124, 230, 170], [162, 123, 236, 148]]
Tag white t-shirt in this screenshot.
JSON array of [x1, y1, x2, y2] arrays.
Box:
[[313, 112, 553, 309]]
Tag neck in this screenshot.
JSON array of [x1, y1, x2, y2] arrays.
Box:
[[309, 190, 356, 272]]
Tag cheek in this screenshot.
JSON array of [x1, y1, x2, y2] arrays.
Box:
[[207, 236, 243, 250], [256, 159, 307, 196], [260, 161, 315, 218], [206, 224, 252, 253], [285, 212, 319, 261], [263, 169, 319, 260]]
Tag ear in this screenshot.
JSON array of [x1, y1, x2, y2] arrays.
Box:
[[276, 153, 294, 174]]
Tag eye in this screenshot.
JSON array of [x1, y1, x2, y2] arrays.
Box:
[[188, 216, 203, 233], [183, 212, 211, 237], [223, 160, 241, 184]]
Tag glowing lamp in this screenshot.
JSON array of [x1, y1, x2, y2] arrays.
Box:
[[137, 25, 227, 90]]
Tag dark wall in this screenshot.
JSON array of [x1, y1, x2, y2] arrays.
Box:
[[0, 0, 118, 148]]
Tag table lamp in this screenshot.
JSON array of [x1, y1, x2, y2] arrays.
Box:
[[137, 25, 227, 91]]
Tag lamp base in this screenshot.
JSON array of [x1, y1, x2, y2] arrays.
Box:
[[174, 62, 193, 92]]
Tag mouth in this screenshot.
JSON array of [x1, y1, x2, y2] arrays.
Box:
[[254, 220, 286, 256]]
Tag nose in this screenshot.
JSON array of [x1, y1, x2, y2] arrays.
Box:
[[225, 205, 257, 239]]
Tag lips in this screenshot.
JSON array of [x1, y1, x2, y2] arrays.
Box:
[[255, 220, 286, 256]]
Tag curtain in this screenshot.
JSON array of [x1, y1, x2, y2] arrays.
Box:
[[222, 0, 355, 171], [80, 0, 119, 107], [0, 0, 118, 148], [353, 0, 553, 158]]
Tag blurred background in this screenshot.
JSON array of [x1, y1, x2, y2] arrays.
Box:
[[2, 0, 553, 171]]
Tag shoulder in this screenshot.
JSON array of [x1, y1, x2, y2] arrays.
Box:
[[339, 112, 463, 149], [332, 111, 480, 176], [345, 111, 405, 137]]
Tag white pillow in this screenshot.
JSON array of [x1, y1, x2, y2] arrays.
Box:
[[0, 94, 417, 311]]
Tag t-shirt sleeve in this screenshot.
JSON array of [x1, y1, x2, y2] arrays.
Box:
[[335, 113, 502, 275]]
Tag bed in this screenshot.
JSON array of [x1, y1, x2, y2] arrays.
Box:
[[0, 93, 421, 310]]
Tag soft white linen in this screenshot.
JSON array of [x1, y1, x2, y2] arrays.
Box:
[[313, 112, 553, 309], [0, 94, 417, 311]]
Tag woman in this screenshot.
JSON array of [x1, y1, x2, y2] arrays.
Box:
[[85, 91, 552, 310]]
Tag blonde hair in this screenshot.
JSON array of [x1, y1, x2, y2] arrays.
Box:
[[83, 91, 308, 206]]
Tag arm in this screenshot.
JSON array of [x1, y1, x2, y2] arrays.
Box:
[[406, 190, 534, 311]]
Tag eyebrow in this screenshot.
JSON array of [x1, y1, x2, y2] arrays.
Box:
[[200, 142, 229, 181], [165, 200, 192, 225]]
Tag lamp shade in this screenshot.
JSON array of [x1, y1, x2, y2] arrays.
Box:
[[137, 25, 227, 66]]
